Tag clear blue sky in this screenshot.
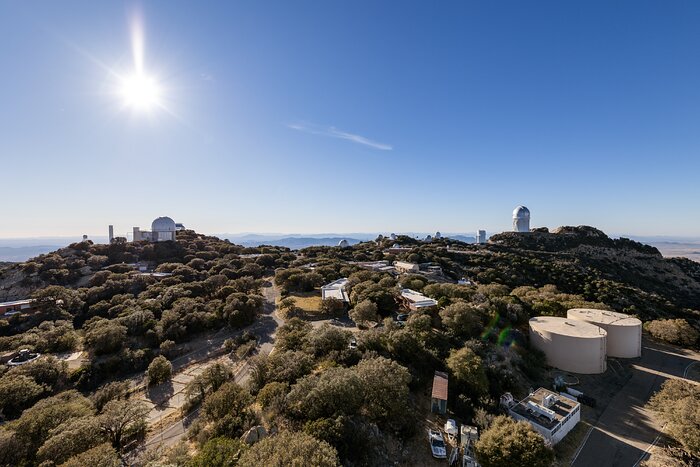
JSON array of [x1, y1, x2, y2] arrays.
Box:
[[2, 1, 699, 238]]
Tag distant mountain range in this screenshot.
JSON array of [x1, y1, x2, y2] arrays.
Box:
[[1, 232, 698, 262], [0, 246, 62, 262]]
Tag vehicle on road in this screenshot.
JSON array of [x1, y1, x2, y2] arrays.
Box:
[[428, 429, 447, 459]]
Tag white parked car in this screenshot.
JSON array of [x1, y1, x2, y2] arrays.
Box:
[[428, 429, 447, 459]]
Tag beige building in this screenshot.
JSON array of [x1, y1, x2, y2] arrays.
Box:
[[567, 308, 642, 358], [394, 261, 419, 273], [529, 316, 607, 374]]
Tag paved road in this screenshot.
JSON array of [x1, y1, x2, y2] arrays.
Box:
[[141, 279, 283, 452], [572, 339, 700, 467]]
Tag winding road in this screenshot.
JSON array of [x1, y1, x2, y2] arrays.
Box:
[[571, 339, 700, 467], [140, 279, 283, 451]]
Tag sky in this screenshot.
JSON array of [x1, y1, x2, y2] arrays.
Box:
[[1, 1, 700, 238]]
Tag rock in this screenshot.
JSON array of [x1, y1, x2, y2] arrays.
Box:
[[241, 425, 267, 445]]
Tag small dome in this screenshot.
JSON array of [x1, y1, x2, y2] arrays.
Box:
[[513, 206, 530, 219], [338, 239, 350, 248], [152, 216, 176, 232], [435, 231, 442, 238]]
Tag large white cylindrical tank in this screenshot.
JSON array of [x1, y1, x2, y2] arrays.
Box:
[[566, 309, 641, 358], [529, 317, 607, 374]]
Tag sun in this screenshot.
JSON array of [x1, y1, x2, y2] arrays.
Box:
[[120, 72, 162, 111]]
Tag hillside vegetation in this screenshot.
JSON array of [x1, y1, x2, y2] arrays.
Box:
[[0, 226, 697, 466]]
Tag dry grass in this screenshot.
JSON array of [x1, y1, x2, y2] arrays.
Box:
[[553, 421, 593, 466], [280, 291, 323, 314]]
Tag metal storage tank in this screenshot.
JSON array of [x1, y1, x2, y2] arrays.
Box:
[[566, 309, 641, 358], [529, 317, 607, 374]]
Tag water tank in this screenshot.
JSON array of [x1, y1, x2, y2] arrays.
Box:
[[566, 309, 641, 358], [529, 317, 607, 374]]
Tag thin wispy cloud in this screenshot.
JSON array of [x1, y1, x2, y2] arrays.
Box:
[[287, 121, 392, 151]]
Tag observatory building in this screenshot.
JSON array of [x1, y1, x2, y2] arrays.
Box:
[[109, 216, 179, 243], [529, 317, 607, 374], [134, 217, 177, 242], [567, 309, 642, 358], [513, 206, 531, 232], [337, 239, 350, 248]]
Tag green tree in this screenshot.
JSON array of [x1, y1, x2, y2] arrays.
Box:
[[10, 390, 94, 457], [286, 367, 363, 420], [474, 415, 553, 467], [439, 301, 485, 338], [147, 355, 173, 385], [90, 381, 130, 411], [275, 318, 312, 351], [256, 382, 289, 410], [37, 415, 105, 465], [185, 362, 233, 405], [349, 299, 378, 325], [0, 374, 45, 419], [61, 442, 120, 467], [648, 379, 700, 458], [189, 436, 247, 467], [320, 297, 345, 318], [644, 319, 699, 346], [31, 286, 84, 319], [238, 430, 339, 467], [99, 399, 149, 452], [202, 382, 255, 438], [84, 319, 128, 355], [355, 357, 411, 424], [446, 347, 488, 396]]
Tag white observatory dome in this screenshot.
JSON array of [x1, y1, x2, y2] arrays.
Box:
[[338, 239, 350, 248], [435, 231, 442, 239], [152, 216, 176, 232], [513, 206, 530, 219], [512, 206, 531, 233]]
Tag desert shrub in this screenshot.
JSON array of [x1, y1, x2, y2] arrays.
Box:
[[644, 319, 698, 347]]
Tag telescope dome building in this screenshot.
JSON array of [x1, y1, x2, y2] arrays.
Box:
[[513, 205, 531, 232], [529, 316, 607, 374], [567, 309, 642, 358]]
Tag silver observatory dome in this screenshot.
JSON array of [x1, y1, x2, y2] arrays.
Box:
[[152, 216, 176, 232], [512, 206, 531, 232], [513, 206, 530, 219]]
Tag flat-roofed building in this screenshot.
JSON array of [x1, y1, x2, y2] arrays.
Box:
[[400, 289, 438, 311], [321, 278, 350, 303], [0, 299, 35, 316], [508, 388, 581, 445], [394, 261, 419, 273], [431, 371, 448, 414]]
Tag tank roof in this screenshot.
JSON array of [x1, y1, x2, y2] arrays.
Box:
[[529, 316, 606, 338], [567, 308, 641, 327]]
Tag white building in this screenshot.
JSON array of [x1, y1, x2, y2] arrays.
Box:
[[508, 388, 581, 445], [337, 239, 350, 248], [476, 230, 486, 244], [400, 289, 438, 311], [321, 278, 350, 302], [394, 261, 420, 273], [133, 216, 178, 242], [513, 206, 531, 232]]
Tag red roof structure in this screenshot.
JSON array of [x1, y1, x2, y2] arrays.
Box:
[[432, 371, 448, 401]]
